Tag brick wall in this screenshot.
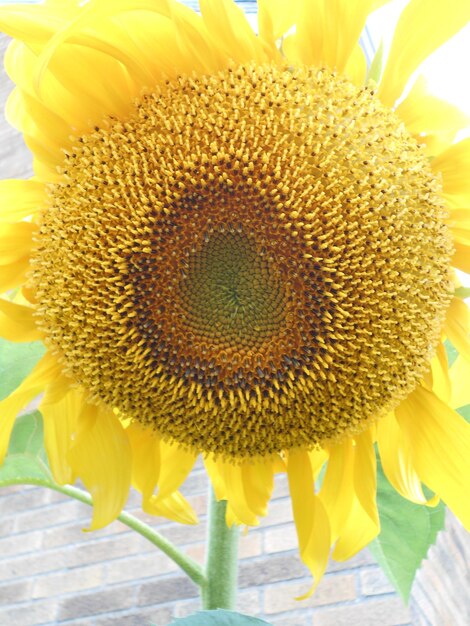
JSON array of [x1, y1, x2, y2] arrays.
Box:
[[0, 467, 413, 626], [1, 30, 469, 626]]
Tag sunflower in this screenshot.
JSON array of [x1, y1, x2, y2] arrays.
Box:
[[1, 0, 470, 595]]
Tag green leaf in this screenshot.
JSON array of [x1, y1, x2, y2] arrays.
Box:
[[369, 459, 445, 603], [0, 338, 45, 401], [167, 610, 273, 626], [0, 411, 52, 485], [367, 39, 384, 84], [454, 286, 470, 300], [444, 339, 458, 367], [456, 404, 470, 424]]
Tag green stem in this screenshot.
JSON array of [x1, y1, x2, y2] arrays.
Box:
[[202, 487, 240, 610], [16, 480, 206, 588]]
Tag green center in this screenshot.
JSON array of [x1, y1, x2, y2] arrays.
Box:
[[179, 229, 287, 349]]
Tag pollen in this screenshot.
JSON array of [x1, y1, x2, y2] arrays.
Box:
[[31, 63, 454, 459]]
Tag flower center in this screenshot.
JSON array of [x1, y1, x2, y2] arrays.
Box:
[[32, 63, 453, 459]]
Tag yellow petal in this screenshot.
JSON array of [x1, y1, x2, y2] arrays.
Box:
[[443, 297, 470, 363], [287, 450, 331, 598], [432, 138, 470, 205], [0, 257, 29, 294], [126, 421, 160, 502], [257, 0, 298, 44], [319, 440, 355, 543], [0, 222, 35, 265], [377, 411, 438, 505], [0, 351, 61, 463], [396, 76, 470, 156], [396, 386, 470, 529], [200, 0, 265, 64], [378, 0, 470, 106], [40, 384, 84, 484], [452, 241, 470, 273], [322, 0, 389, 73], [282, 1, 323, 67], [430, 341, 451, 404], [353, 429, 379, 527], [241, 458, 275, 518], [68, 402, 131, 530], [344, 43, 367, 87], [154, 438, 197, 503], [220, 461, 260, 526], [0, 179, 46, 223], [0, 299, 42, 342], [450, 355, 470, 408], [144, 491, 198, 525]]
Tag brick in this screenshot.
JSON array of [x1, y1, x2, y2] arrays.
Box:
[[14, 500, 88, 533], [106, 552, 178, 584], [0, 550, 68, 582], [94, 606, 173, 626], [138, 575, 199, 606], [264, 524, 297, 554], [272, 474, 290, 499], [0, 530, 43, 559], [239, 530, 262, 559], [0, 488, 50, 516], [359, 567, 394, 596], [33, 564, 104, 598], [66, 533, 149, 568], [42, 518, 127, 549], [58, 585, 137, 620], [0, 599, 56, 626], [240, 553, 306, 588], [185, 543, 205, 565], [264, 575, 356, 614], [260, 498, 293, 528], [152, 521, 207, 546], [269, 612, 311, 626], [313, 598, 411, 626], [0, 579, 33, 604]]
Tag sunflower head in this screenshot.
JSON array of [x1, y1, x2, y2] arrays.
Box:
[[0, 0, 469, 596]]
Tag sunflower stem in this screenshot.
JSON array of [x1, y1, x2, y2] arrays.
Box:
[[202, 487, 240, 610], [17, 480, 206, 588]]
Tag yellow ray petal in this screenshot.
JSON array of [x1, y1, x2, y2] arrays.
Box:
[[378, 0, 470, 107], [200, 0, 265, 64], [0, 298, 42, 342], [0, 351, 61, 463], [144, 491, 198, 525], [450, 355, 470, 408], [430, 341, 451, 403], [282, 0, 323, 67], [40, 384, 85, 484], [241, 458, 275, 518], [153, 438, 197, 503], [432, 138, 470, 205], [352, 428, 379, 526], [443, 296, 470, 363], [452, 242, 470, 273], [319, 440, 355, 544], [396, 76, 470, 156], [396, 386, 470, 529], [68, 402, 131, 530], [330, 429, 380, 561], [221, 461, 260, 526], [377, 411, 438, 505], [0, 222, 35, 265], [126, 421, 160, 502], [257, 0, 298, 45], [287, 450, 331, 598], [0, 179, 46, 223], [344, 43, 367, 87], [0, 257, 29, 294], [322, 0, 389, 73]]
